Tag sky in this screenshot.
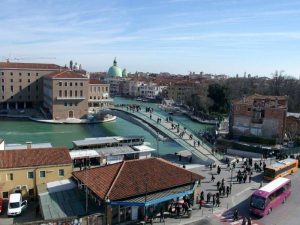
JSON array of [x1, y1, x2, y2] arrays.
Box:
[[1, 0, 300, 76]]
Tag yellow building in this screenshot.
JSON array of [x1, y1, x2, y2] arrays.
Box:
[[0, 147, 73, 199]]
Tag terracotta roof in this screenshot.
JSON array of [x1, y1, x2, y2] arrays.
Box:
[[89, 79, 103, 84], [0, 62, 61, 70], [46, 70, 87, 79], [0, 147, 72, 169], [233, 94, 287, 105], [73, 158, 204, 201]]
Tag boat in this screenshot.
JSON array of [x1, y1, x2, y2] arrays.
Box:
[[136, 97, 142, 101]]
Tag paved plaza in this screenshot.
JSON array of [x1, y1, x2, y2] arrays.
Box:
[[150, 157, 300, 225]]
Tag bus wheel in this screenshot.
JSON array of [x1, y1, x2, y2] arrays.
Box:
[[268, 208, 272, 214]]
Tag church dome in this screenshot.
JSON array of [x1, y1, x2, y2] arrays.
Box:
[[122, 68, 127, 77], [107, 58, 122, 77]]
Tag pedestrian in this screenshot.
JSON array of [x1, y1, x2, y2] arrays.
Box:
[[247, 217, 252, 225], [210, 164, 212, 171], [241, 216, 247, 225], [212, 194, 216, 206], [211, 174, 215, 182], [199, 199, 203, 209], [216, 192, 219, 199], [217, 181, 220, 190], [233, 209, 239, 221], [216, 198, 220, 207], [200, 191, 204, 198], [249, 175, 252, 183], [217, 166, 221, 175], [226, 186, 230, 197], [206, 193, 210, 203], [218, 187, 222, 196], [222, 186, 226, 196], [160, 207, 165, 222], [243, 174, 247, 183]]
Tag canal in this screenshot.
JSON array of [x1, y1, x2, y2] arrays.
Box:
[[0, 97, 213, 155]]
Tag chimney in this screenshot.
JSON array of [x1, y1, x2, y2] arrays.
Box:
[[26, 142, 32, 149]]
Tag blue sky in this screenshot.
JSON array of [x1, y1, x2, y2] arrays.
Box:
[[1, 0, 300, 76]]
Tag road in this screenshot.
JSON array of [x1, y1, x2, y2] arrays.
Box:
[[188, 158, 300, 225]]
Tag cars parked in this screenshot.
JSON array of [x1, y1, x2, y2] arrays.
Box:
[[7, 193, 27, 216]]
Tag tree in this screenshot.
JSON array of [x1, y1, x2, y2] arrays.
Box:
[[207, 83, 229, 113]]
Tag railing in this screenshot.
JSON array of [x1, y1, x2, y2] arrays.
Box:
[[56, 96, 85, 100]]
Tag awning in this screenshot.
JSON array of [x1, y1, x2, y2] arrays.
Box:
[[109, 182, 198, 207]]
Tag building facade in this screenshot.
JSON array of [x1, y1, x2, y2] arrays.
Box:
[[88, 80, 113, 112], [229, 94, 288, 143], [0, 147, 73, 199], [166, 82, 198, 104], [0, 62, 61, 110], [43, 70, 89, 120]]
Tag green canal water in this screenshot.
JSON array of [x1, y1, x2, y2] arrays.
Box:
[[0, 97, 213, 155]]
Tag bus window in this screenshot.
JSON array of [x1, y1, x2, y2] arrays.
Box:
[[250, 195, 265, 210]]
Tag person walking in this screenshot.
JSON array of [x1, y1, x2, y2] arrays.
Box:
[[233, 209, 239, 221], [216, 197, 220, 207], [212, 194, 216, 207], [160, 207, 165, 222], [241, 216, 247, 225], [211, 174, 215, 182], [217, 181, 220, 190], [226, 186, 230, 197], [222, 186, 226, 196], [249, 175, 252, 183], [247, 217, 252, 225]]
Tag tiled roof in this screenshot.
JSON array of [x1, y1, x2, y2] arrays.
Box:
[[46, 70, 87, 79], [0, 147, 72, 169], [0, 62, 61, 70], [234, 94, 287, 105], [89, 79, 103, 84], [73, 158, 204, 201]]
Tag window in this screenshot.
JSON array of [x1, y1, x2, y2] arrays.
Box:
[[36, 85, 38, 91], [7, 173, 13, 181], [59, 82, 62, 86], [10, 72, 13, 76], [64, 102, 67, 107], [19, 73, 21, 76], [36, 73, 39, 76], [59, 90, 62, 97], [10, 86, 13, 92], [19, 79, 22, 82], [64, 82, 67, 86], [64, 90, 67, 97], [40, 171, 46, 178], [27, 73, 30, 76], [10, 79, 13, 83], [1, 86, 4, 93], [27, 171, 34, 179], [70, 102, 73, 106], [59, 169, 64, 176], [28, 86, 31, 92], [70, 82, 72, 86], [2, 192, 8, 199], [75, 82, 78, 86], [80, 90, 83, 97], [1, 72, 4, 76], [75, 90, 77, 97], [70, 90, 72, 97], [19, 86, 22, 91], [80, 82, 83, 86], [28, 79, 30, 83]]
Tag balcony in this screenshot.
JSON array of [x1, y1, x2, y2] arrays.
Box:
[[88, 98, 114, 103], [56, 96, 85, 100]]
